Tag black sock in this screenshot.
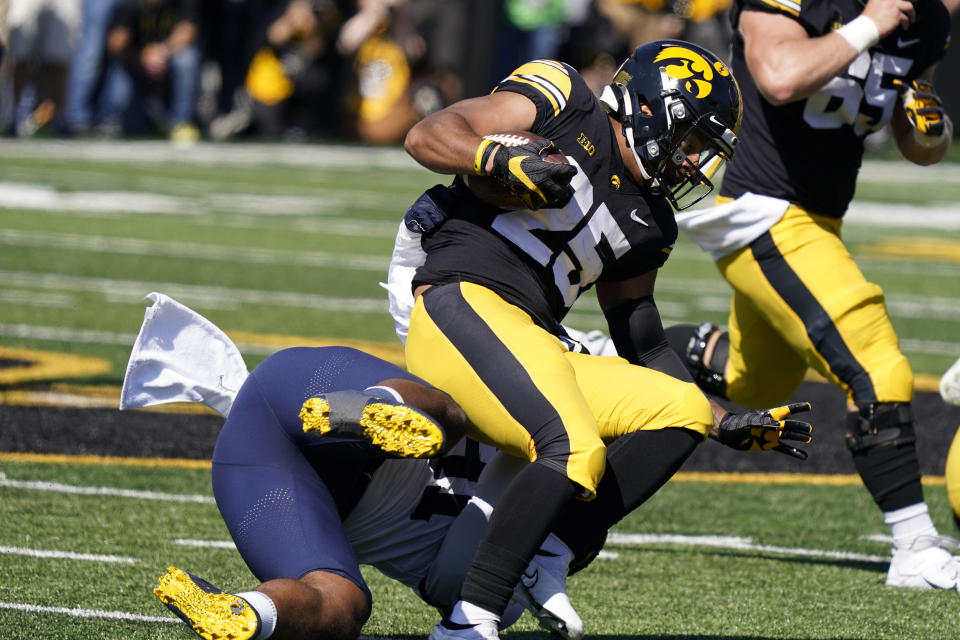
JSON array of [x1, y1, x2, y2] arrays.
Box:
[[852, 443, 924, 511]]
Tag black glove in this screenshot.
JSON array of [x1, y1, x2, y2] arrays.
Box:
[[895, 78, 947, 143], [715, 402, 813, 460], [489, 139, 577, 210]]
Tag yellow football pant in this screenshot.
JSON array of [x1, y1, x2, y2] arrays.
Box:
[[716, 200, 913, 409], [946, 426, 960, 518], [405, 282, 713, 496]]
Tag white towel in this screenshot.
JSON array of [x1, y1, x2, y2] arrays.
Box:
[[942, 356, 960, 406], [676, 192, 790, 260], [119, 292, 249, 417]]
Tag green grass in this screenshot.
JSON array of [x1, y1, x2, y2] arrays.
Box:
[[1, 459, 957, 639]]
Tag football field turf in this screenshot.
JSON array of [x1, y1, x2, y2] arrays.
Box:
[[1, 139, 959, 639]]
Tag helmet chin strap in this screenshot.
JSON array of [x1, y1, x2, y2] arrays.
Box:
[[600, 83, 656, 185]]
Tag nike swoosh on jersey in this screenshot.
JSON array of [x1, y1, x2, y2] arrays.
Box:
[[897, 37, 921, 48], [629, 209, 649, 226]]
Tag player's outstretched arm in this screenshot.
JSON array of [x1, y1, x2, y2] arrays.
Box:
[[711, 402, 814, 460]]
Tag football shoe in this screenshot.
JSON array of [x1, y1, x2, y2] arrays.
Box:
[[300, 389, 445, 458], [940, 355, 960, 406], [428, 619, 500, 640], [512, 539, 583, 640], [886, 536, 960, 591], [154, 567, 260, 640]]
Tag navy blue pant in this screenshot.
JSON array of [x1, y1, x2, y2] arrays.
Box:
[[211, 346, 424, 603]]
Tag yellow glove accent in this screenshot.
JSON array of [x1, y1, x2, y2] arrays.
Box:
[[895, 78, 947, 146], [474, 138, 496, 176]]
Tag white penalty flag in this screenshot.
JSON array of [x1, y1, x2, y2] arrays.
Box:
[[119, 292, 249, 417]]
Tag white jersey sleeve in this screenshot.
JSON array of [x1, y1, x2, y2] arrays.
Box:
[[381, 221, 427, 345], [343, 439, 495, 589]]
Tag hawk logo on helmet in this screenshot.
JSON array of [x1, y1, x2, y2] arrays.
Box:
[[653, 46, 729, 99]]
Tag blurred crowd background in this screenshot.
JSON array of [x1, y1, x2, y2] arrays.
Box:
[[0, 0, 957, 147]]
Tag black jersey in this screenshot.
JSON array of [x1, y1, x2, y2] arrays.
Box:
[[412, 60, 676, 332], [720, 0, 950, 217]]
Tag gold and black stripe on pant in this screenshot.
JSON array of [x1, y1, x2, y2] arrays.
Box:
[[405, 281, 713, 497], [716, 200, 913, 409]]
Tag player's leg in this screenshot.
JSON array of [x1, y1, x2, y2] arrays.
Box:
[[946, 426, 960, 531], [523, 353, 711, 637], [568, 350, 715, 443], [406, 283, 606, 490], [155, 348, 385, 639], [422, 353, 712, 638], [419, 448, 586, 640], [418, 355, 713, 639], [549, 351, 711, 557], [406, 282, 606, 639], [665, 291, 808, 407], [256, 346, 464, 457], [154, 568, 368, 640], [720, 206, 954, 588], [299, 381, 453, 459]]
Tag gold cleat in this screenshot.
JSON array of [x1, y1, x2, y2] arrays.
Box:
[[154, 567, 259, 640], [300, 390, 445, 458]]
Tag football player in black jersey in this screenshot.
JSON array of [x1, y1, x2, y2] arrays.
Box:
[[666, 0, 957, 590], [396, 41, 813, 640]]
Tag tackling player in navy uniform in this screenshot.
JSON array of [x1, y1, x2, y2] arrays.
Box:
[[667, 0, 957, 589], [399, 41, 813, 640], [151, 346, 467, 640]]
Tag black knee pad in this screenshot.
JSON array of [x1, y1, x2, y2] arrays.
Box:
[[664, 322, 728, 398], [846, 402, 923, 511], [844, 402, 916, 452]]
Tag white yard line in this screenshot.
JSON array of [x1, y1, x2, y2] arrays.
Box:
[[0, 181, 402, 217], [4, 178, 960, 230], [0, 228, 390, 271], [0, 471, 893, 567], [0, 139, 423, 170], [0, 546, 138, 564], [0, 322, 138, 345], [174, 533, 890, 566], [0, 270, 388, 313], [4, 266, 960, 323], [607, 532, 889, 564], [0, 321, 282, 356], [173, 532, 891, 565], [845, 201, 960, 230], [0, 601, 175, 623], [0, 473, 214, 503], [0, 601, 406, 634], [174, 538, 237, 549]]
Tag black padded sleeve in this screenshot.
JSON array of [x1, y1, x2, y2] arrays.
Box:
[[604, 296, 694, 382]]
